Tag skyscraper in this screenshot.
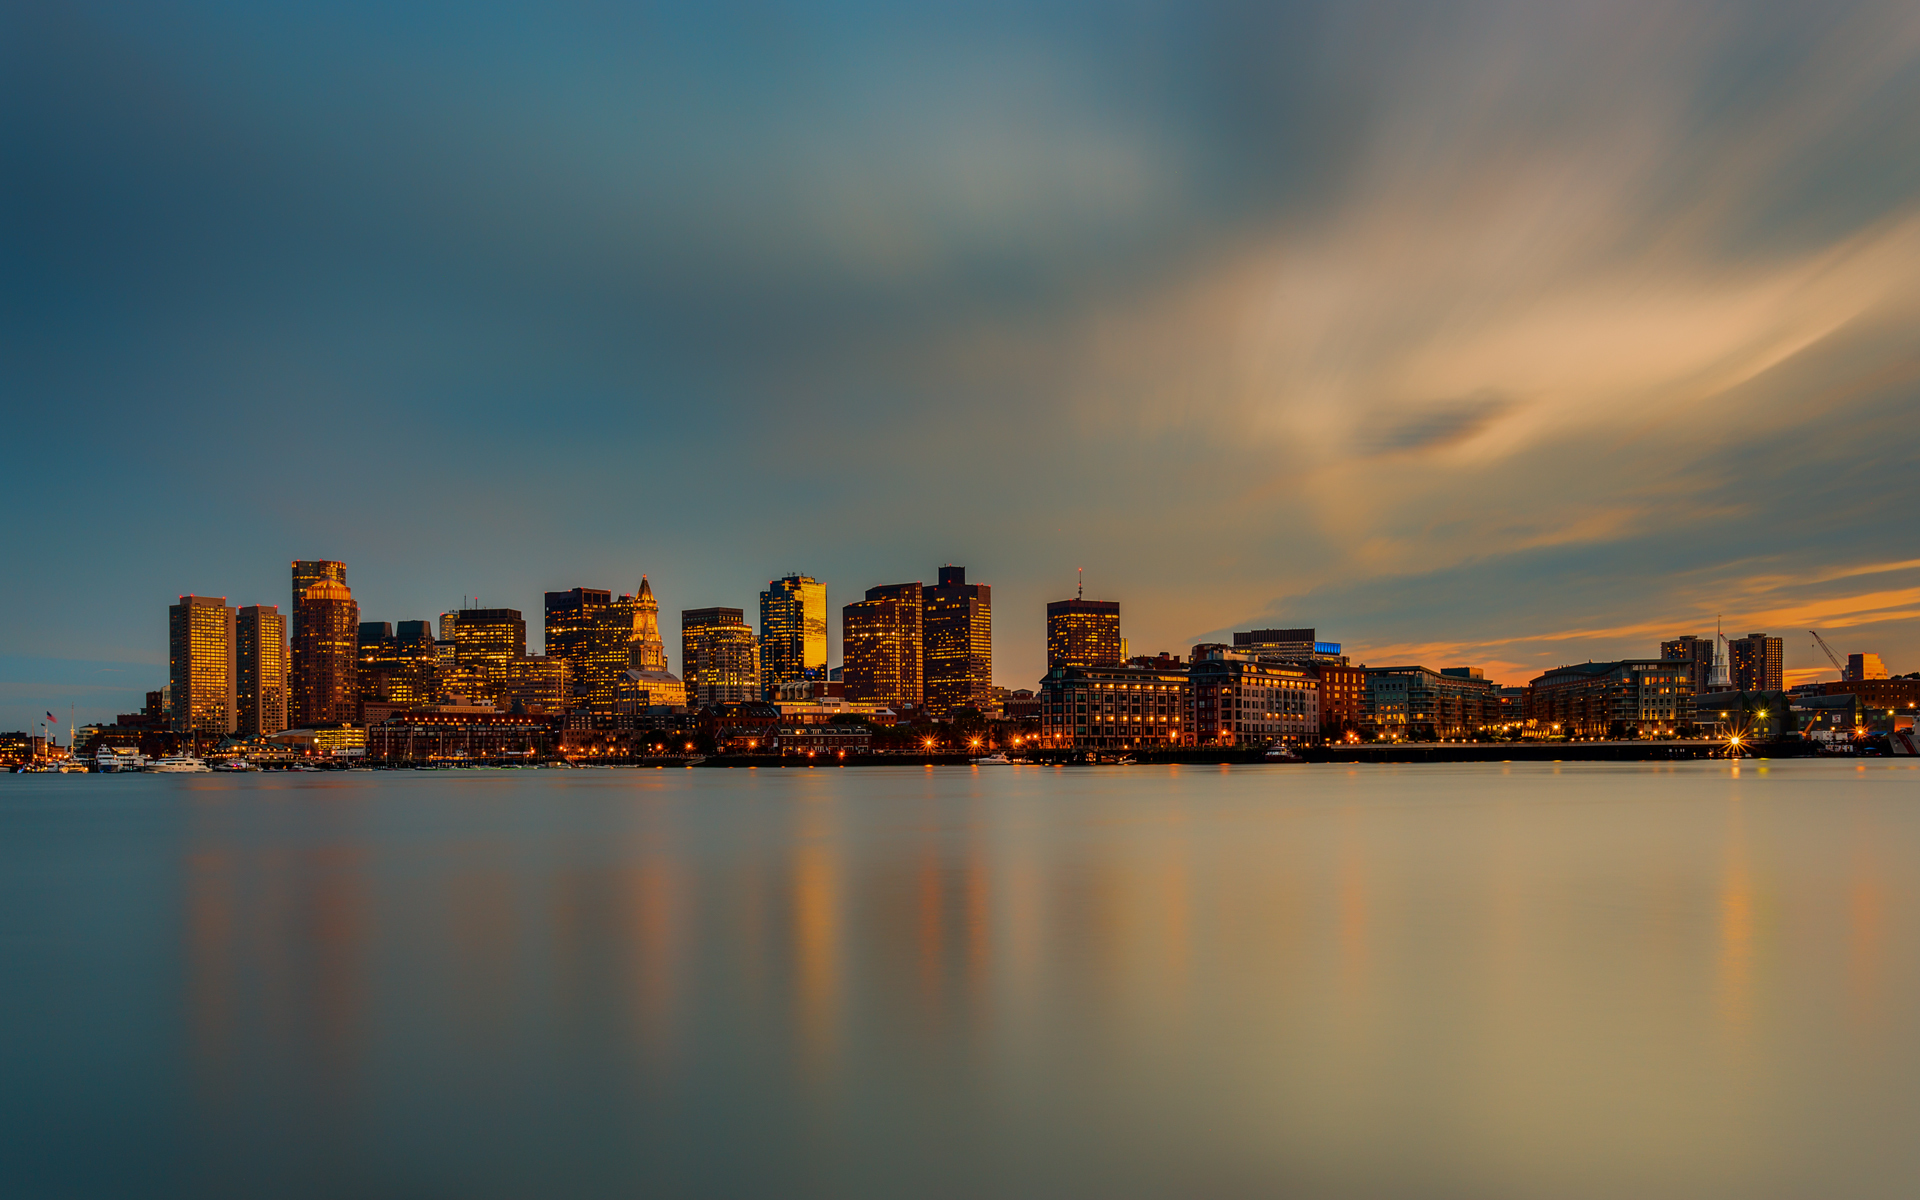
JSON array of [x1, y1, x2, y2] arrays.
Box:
[[290, 560, 346, 640], [923, 566, 991, 716], [1046, 598, 1121, 669], [760, 575, 827, 697], [580, 579, 678, 711], [358, 620, 440, 709], [169, 595, 236, 737], [1729, 633, 1784, 693], [449, 608, 527, 701], [292, 579, 359, 726], [682, 607, 759, 708], [544, 587, 611, 708], [1846, 653, 1889, 682], [843, 582, 923, 708], [236, 604, 289, 736]]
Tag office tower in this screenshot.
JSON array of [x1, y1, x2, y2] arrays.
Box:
[[1729, 633, 1784, 693], [236, 604, 289, 736], [1660, 635, 1715, 701], [169, 595, 237, 737], [578, 578, 676, 711], [358, 620, 440, 709], [290, 561, 346, 640], [760, 575, 828, 697], [1047, 598, 1121, 669], [293, 579, 360, 725], [682, 607, 760, 707], [923, 566, 991, 716], [449, 607, 526, 701], [502, 655, 571, 714], [843, 583, 923, 708], [1846, 653, 1889, 683], [544, 587, 612, 708]]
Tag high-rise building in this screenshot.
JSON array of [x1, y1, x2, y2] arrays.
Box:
[[293, 579, 359, 726], [502, 655, 571, 714], [843, 583, 923, 708], [683, 607, 760, 708], [169, 595, 236, 737], [1729, 633, 1784, 693], [760, 575, 828, 697], [1046, 598, 1121, 669], [544, 587, 611, 707], [578, 579, 680, 711], [358, 619, 440, 710], [235, 604, 289, 737], [1661, 635, 1716, 702], [1846, 652, 1890, 682], [290, 561, 346, 641], [449, 608, 527, 701], [923, 566, 991, 716]]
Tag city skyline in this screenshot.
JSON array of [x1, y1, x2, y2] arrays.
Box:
[[6, 2, 1920, 730]]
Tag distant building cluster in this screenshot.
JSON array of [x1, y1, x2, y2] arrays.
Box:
[[17, 560, 1917, 770]]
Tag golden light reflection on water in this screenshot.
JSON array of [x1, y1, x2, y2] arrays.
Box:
[[126, 764, 1920, 1197]]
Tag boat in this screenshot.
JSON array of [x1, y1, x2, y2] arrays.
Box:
[[971, 753, 1012, 765], [1264, 741, 1305, 763], [214, 759, 257, 772], [148, 754, 212, 773], [95, 748, 149, 773], [540, 760, 577, 768]]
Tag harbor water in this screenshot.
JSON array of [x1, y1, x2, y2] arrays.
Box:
[[3, 761, 1918, 1198]]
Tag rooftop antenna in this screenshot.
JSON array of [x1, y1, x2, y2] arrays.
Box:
[[1077, 568, 1083, 600]]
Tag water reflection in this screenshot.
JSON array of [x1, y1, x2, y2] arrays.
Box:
[[5, 763, 1920, 1198]]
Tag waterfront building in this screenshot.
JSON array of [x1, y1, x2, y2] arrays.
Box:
[[357, 620, 441, 711], [1189, 648, 1319, 745], [682, 607, 760, 707], [1366, 665, 1500, 740], [544, 587, 611, 707], [1660, 635, 1716, 701], [449, 608, 526, 701], [366, 710, 551, 763], [1524, 660, 1693, 739], [1729, 633, 1784, 693], [1232, 628, 1345, 663], [1038, 661, 1192, 752], [292, 579, 359, 726], [290, 561, 345, 641], [1819, 678, 1920, 711], [169, 595, 237, 737], [1313, 660, 1367, 737], [235, 604, 289, 736], [1046, 598, 1121, 669], [923, 566, 991, 717], [843, 582, 924, 708], [1846, 652, 1890, 682], [760, 575, 828, 697]]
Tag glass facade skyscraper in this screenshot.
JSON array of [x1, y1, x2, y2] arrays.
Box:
[[170, 595, 237, 737], [759, 575, 827, 698], [682, 607, 759, 708], [922, 566, 991, 716]]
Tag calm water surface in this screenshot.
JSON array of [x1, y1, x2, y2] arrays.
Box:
[[3, 761, 1919, 1198]]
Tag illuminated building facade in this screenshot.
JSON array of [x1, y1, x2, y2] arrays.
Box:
[[235, 604, 288, 736], [290, 560, 345, 641], [1660, 635, 1716, 702], [1190, 649, 1319, 745], [1038, 662, 1192, 751], [579, 579, 680, 711], [357, 619, 440, 711], [292, 579, 360, 726], [760, 575, 827, 697], [683, 607, 759, 707], [1312, 660, 1366, 736], [503, 655, 571, 714], [1523, 660, 1691, 739], [544, 587, 611, 707], [169, 595, 237, 737], [1846, 652, 1889, 682], [1046, 598, 1120, 669], [1729, 633, 1784, 693], [843, 582, 923, 708], [1365, 665, 1501, 740], [449, 608, 526, 701], [922, 566, 991, 716]]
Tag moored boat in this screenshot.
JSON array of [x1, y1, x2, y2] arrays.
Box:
[[149, 754, 212, 773]]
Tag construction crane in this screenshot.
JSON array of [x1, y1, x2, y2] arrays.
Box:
[[1809, 629, 1846, 679]]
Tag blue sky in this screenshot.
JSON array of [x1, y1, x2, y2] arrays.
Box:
[[5, 1, 1920, 728]]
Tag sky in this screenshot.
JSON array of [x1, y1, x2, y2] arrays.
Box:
[[5, 0, 1920, 730]]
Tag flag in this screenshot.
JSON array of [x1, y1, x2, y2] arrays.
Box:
[[46, 712, 58, 724]]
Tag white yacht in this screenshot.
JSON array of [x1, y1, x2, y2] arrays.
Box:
[[148, 754, 212, 773], [95, 747, 149, 773]]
